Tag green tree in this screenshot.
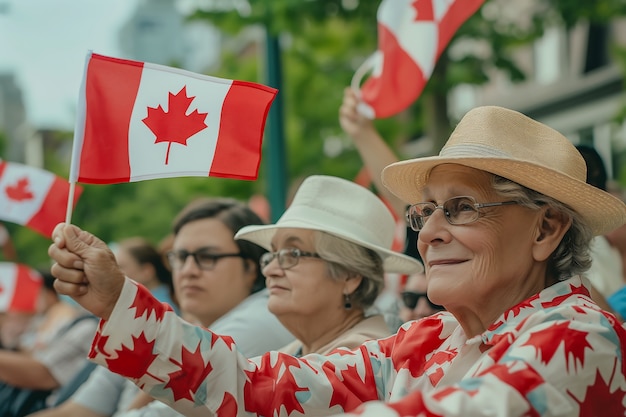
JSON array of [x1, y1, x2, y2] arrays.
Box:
[[10, 0, 626, 267]]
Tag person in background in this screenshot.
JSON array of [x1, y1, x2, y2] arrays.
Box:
[[17, 271, 79, 353], [113, 237, 178, 315], [398, 272, 444, 322], [235, 175, 421, 356], [30, 197, 294, 417], [49, 105, 626, 416], [0, 267, 97, 417], [0, 223, 17, 262]]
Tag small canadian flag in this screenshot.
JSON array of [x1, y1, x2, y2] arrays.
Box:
[[0, 161, 83, 237], [357, 0, 485, 118], [71, 52, 278, 184], [0, 262, 43, 313]]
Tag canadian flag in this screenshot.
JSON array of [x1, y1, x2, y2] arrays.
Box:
[[0, 161, 83, 237], [71, 52, 278, 184], [0, 262, 43, 313], [357, 0, 485, 119]]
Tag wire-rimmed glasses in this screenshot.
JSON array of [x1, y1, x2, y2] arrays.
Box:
[[259, 248, 321, 270], [406, 196, 520, 231]]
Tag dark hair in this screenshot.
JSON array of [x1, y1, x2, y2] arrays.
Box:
[[576, 145, 607, 191], [172, 197, 267, 294], [118, 237, 173, 292], [38, 269, 56, 292]]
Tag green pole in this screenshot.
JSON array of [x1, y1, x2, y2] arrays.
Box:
[[264, 31, 287, 222]]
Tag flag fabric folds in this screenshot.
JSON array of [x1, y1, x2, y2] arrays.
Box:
[[357, 0, 485, 119], [0, 161, 83, 237], [71, 52, 278, 184], [0, 263, 43, 313]]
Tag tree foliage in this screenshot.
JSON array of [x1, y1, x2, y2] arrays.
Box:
[[5, 0, 626, 268]]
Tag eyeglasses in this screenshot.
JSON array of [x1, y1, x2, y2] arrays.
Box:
[[406, 196, 519, 231], [166, 249, 244, 271], [260, 248, 321, 270], [401, 291, 445, 310]]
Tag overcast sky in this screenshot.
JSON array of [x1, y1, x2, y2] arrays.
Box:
[[0, 0, 139, 130]]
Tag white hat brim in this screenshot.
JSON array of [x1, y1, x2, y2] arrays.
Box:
[[236, 221, 423, 275]]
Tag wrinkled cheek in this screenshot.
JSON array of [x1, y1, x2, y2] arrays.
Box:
[[470, 242, 499, 282]]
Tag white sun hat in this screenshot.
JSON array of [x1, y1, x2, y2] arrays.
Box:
[[382, 105, 626, 236], [235, 175, 423, 274]]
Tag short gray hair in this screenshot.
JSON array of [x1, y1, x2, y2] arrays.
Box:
[[492, 175, 593, 281], [312, 231, 385, 309]]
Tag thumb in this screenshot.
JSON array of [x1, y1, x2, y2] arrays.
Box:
[[62, 224, 108, 256]]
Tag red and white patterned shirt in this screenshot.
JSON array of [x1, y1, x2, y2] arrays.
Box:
[[89, 275, 626, 417]]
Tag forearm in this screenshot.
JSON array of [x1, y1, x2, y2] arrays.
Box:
[[0, 350, 58, 389], [351, 128, 406, 219], [90, 280, 378, 417]]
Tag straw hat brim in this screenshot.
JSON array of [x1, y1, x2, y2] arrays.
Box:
[[236, 221, 423, 275], [382, 155, 626, 236]]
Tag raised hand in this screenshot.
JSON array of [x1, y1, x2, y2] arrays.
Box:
[[48, 223, 125, 320]]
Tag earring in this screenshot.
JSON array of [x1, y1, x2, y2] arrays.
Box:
[[344, 293, 352, 310]]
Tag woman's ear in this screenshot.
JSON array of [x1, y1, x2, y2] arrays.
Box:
[[343, 273, 363, 295], [532, 207, 572, 262]]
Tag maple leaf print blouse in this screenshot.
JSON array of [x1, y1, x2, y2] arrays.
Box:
[[88, 275, 626, 417]]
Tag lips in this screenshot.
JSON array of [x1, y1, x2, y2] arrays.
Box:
[[268, 285, 289, 293], [428, 259, 467, 267], [180, 285, 205, 294]]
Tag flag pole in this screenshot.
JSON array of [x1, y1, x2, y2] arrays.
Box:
[[65, 50, 92, 226], [65, 182, 76, 224], [351, 52, 378, 120]]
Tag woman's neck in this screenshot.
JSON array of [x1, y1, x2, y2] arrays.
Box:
[[286, 309, 366, 356]]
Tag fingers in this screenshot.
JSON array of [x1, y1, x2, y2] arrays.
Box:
[[48, 239, 84, 270], [51, 223, 67, 248], [52, 270, 88, 297], [50, 262, 87, 285]]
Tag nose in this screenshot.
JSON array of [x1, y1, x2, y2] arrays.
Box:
[[261, 255, 283, 278], [417, 207, 451, 244]]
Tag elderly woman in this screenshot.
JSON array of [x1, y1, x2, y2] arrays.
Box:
[[49, 106, 626, 416], [233, 175, 420, 356]]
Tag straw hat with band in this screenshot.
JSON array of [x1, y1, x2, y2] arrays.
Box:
[[235, 175, 423, 275], [382, 106, 626, 236]]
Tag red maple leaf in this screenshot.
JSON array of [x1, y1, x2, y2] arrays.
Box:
[[568, 366, 626, 416], [412, 0, 434, 21], [324, 353, 378, 412], [210, 332, 236, 350], [216, 392, 238, 417], [129, 282, 167, 321], [243, 353, 307, 416], [541, 283, 589, 309], [90, 333, 112, 358], [105, 332, 159, 379], [378, 318, 447, 377], [142, 86, 208, 165], [522, 322, 592, 371], [5, 177, 34, 202], [390, 389, 442, 417], [165, 343, 214, 401]]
